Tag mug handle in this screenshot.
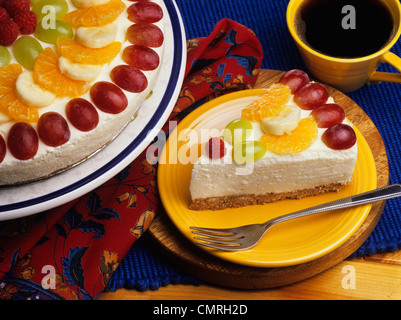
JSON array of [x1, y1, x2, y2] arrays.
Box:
[[369, 52, 401, 84]]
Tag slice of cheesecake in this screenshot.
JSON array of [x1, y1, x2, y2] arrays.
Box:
[[189, 70, 358, 211]]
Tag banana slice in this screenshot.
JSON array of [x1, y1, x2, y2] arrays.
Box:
[[261, 105, 301, 135], [71, 0, 110, 8], [76, 23, 118, 49], [15, 71, 56, 107], [0, 112, 11, 124], [58, 56, 102, 82]]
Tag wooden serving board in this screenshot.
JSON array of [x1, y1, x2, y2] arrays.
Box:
[[147, 69, 389, 289]]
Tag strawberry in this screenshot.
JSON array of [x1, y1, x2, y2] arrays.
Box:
[[5, 0, 30, 17], [0, 8, 10, 22], [13, 10, 37, 34], [0, 20, 20, 46]]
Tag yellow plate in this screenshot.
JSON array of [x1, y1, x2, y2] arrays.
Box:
[[158, 89, 377, 267]]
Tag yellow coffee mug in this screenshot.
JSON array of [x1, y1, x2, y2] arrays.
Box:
[[287, 0, 401, 92]]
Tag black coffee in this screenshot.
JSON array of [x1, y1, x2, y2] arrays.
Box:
[[296, 0, 394, 58]]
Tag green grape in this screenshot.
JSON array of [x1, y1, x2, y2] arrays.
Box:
[[32, 0, 69, 21], [222, 118, 253, 145], [35, 19, 73, 44], [12, 37, 44, 70], [0, 46, 11, 67], [232, 141, 266, 164]]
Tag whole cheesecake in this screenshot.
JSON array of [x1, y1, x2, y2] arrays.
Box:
[[0, 0, 164, 185], [189, 70, 358, 211]]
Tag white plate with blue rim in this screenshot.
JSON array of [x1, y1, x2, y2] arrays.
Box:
[[0, 0, 186, 221]]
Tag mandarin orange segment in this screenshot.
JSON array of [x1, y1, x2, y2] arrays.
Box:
[[33, 48, 91, 98], [8, 99, 40, 123], [63, 0, 126, 28], [0, 64, 39, 122], [260, 117, 318, 154], [241, 83, 291, 121], [56, 38, 122, 65]]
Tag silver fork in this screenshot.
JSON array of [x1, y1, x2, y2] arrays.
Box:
[[190, 184, 401, 251]]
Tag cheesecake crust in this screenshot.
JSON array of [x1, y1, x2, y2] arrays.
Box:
[[189, 183, 345, 211]]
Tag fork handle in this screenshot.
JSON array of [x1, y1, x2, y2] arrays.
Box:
[[266, 184, 401, 228]]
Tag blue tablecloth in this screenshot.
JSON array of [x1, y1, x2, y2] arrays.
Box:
[[106, 0, 401, 292]]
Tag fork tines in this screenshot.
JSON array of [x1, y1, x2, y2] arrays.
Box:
[[190, 226, 243, 249], [190, 226, 237, 235]]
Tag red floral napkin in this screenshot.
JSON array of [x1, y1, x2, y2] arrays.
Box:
[[0, 18, 262, 300]]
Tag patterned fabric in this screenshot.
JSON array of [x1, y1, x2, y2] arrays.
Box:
[[0, 19, 263, 300]]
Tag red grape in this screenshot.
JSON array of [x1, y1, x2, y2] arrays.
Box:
[[127, 2, 163, 23], [122, 45, 159, 71], [279, 69, 309, 93], [66, 98, 99, 132], [8, 122, 39, 160], [111, 65, 148, 93], [294, 83, 329, 110], [127, 23, 164, 47], [205, 137, 226, 159], [321, 124, 356, 150], [311, 103, 345, 128], [38, 112, 70, 147], [0, 134, 6, 163], [90, 81, 128, 114]]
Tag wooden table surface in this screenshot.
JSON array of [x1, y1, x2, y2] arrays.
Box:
[[99, 251, 401, 300], [98, 70, 401, 300]]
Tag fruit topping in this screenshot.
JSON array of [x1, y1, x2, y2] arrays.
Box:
[[232, 140, 266, 164], [75, 23, 118, 49], [15, 70, 56, 107], [205, 137, 226, 159], [111, 65, 148, 93], [127, 1, 163, 24], [56, 38, 122, 65], [321, 124, 356, 150], [293, 83, 329, 110], [90, 81, 128, 114], [0, 134, 5, 163], [122, 45, 160, 71], [58, 56, 102, 82], [0, 7, 10, 22], [0, 0, 38, 45], [35, 19, 73, 44], [279, 69, 309, 93], [0, 20, 20, 46], [13, 9, 37, 35], [261, 104, 301, 135], [66, 98, 99, 132], [12, 36, 43, 70], [222, 118, 253, 145], [38, 112, 70, 147], [5, 0, 30, 18], [63, 0, 126, 28], [241, 83, 291, 121], [0, 45, 11, 67], [127, 23, 164, 47], [0, 64, 39, 122], [260, 117, 318, 154], [8, 122, 39, 160], [311, 103, 345, 128], [33, 47, 91, 97], [71, 0, 110, 8], [32, 0, 68, 21]]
